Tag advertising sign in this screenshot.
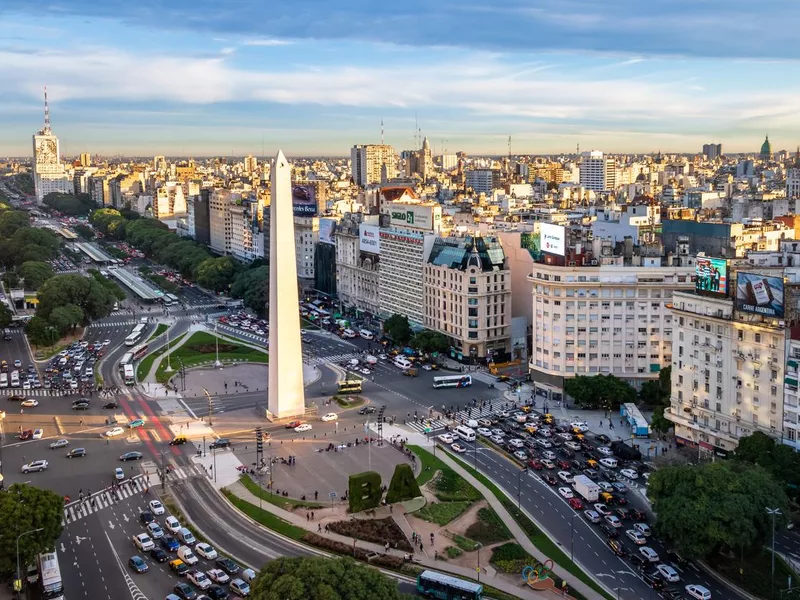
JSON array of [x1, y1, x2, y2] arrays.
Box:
[[292, 184, 317, 217], [386, 202, 442, 231], [695, 257, 728, 295], [359, 224, 381, 254], [540, 223, 565, 256], [521, 230, 542, 261], [736, 272, 784, 318], [318, 218, 335, 245]]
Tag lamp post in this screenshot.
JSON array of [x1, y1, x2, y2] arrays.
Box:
[[164, 323, 173, 373], [15, 528, 43, 594], [570, 513, 576, 562], [214, 322, 222, 368], [517, 467, 526, 510], [767, 507, 782, 599]]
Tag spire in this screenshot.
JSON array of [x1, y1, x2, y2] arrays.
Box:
[[43, 86, 51, 134]]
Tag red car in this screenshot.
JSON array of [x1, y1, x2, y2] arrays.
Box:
[[528, 459, 543, 470], [557, 459, 571, 470], [285, 420, 302, 429], [20, 430, 33, 440], [568, 497, 584, 510]]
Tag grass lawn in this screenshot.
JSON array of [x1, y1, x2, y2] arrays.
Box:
[[221, 489, 307, 541], [239, 474, 323, 509], [334, 395, 364, 409], [451, 533, 481, 552], [445, 546, 463, 559], [410, 444, 449, 487], [415, 500, 472, 526], [136, 344, 172, 381], [430, 466, 482, 503], [465, 507, 512, 545], [148, 323, 169, 342]]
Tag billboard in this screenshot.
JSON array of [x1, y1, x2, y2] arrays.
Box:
[[318, 218, 335, 245], [292, 184, 317, 217], [385, 202, 442, 231], [540, 223, 565, 256], [695, 257, 728, 295], [359, 224, 381, 254], [520, 230, 542, 261], [736, 272, 784, 318]]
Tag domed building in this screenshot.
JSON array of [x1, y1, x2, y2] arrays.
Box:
[[760, 135, 772, 160]]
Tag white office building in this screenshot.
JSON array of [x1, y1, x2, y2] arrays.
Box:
[[579, 151, 616, 192], [32, 91, 72, 202], [351, 144, 396, 187]]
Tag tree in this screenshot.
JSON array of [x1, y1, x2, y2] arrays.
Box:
[[36, 274, 114, 321], [735, 432, 800, 496], [48, 304, 84, 335], [649, 462, 788, 559], [0, 227, 60, 267], [564, 374, 636, 409], [0, 301, 11, 329], [639, 380, 666, 407], [649, 405, 672, 434], [0, 484, 65, 575], [231, 266, 269, 315], [410, 330, 449, 354], [25, 316, 59, 347], [250, 556, 413, 600], [72, 224, 95, 240], [42, 192, 95, 216], [0, 210, 30, 238], [18, 261, 55, 290], [383, 314, 412, 346], [195, 256, 241, 292]]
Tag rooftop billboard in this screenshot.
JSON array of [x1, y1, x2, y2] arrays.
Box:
[[695, 257, 728, 296], [735, 272, 784, 318], [540, 223, 565, 256], [359, 224, 381, 254], [292, 184, 317, 217]]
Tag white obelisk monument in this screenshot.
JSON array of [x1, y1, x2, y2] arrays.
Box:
[[267, 150, 305, 419]]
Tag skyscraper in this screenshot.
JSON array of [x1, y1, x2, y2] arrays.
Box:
[[578, 151, 616, 192], [702, 143, 722, 160], [351, 144, 396, 186], [32, 88, 72, 203]]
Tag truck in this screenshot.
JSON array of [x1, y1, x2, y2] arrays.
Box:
[[572, 474, 600, 502], [610, 440, 642, 461]]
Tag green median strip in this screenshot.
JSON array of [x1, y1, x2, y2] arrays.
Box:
[[148, 323, 169, 342], [221, 488, 307, 541]]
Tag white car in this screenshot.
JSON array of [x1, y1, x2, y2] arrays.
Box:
[[359, 368, 371, 376], [22, 381, 31, 390], [320, 413, 338, 422], [597, 446, 613, 456], [558, 487, 574, 499], [133, 533, 154, 552], [451, 442, 467, 453], [565, 441, 581, 451], [513, 450, 528, 461], [557, 471, 574, 484], [206, 568, 230, 584], [195, 543, 218, 560], [115, 467, 125, 480], [32, 429, 43, 440], [570, 421, 589, 432], [656, 564, 681, 583], [437, 433, 454, 444], [597, 481, 614, 492], [593, 503, 611, 515], [230, 579, 251, 597], [178, 546, 198, 565], [490, 435, 505, 445], [685, 584, 711, 600], [294, 424, 312, 433], [476, 428, 492, 437], [604, 514, 622, 528], [626, 529, 646, 545], [70, 380, 78, 389], [21, 399, 38, 407], [149, 500, 165, 515], [634, 523, 652, 537], [187, 570, 212, 590], [620, 468, 639, 479], [165, 516, 181, 534], [105, 427, 125, 437], [557, 432, 573, 441], [508, 438, 525, 449], [21, 460, 48, 473], [640, 546, 660, 562], [50, 439, 69, 449], [147, 522, 164, 539]]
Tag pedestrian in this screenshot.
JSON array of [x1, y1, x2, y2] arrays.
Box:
[[419, 541, 423, 552], [430, 532, 434, 545], [318, 524, 322, 532], [599, 419, 603, 428], [311, 511, 314, 520], [384, 542, 389, 553], [306, 513, 310, 521]]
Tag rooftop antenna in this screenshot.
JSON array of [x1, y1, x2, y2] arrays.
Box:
[[43, 86, 51, 134], [576, 143, 580, 155], [414, 112, 419, 150], [508, 135, 512, 159], [381, 118, 384, 145]]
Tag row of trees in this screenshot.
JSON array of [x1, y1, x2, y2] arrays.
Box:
[[42, 192, 95, 216], [563, 373, 638, 410], [0, 204, 61, 268], [382, 314, 449, 354]]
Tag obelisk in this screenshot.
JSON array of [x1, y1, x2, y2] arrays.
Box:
[[267, 150, 305, 419]]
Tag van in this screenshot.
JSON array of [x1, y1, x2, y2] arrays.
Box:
[[342, 329, 356, 339], [393, 357, 412, 369], [685, 584, 712, 600], [466, 419, 479, 429], [599, 457, 618, 469], [455, 426, 476, 442], [176, 528, 196, 545], [358, 329, 374, 340], [177, 545, 198, 565]]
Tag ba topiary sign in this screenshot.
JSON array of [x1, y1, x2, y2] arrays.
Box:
[[385, 463, 421, 504], [348, 471, 382, 513]]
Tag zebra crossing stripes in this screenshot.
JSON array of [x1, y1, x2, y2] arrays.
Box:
[[405, 419, 448, 434], [63, 477, 147, 525], [453, 397, 516, 422], [0, 388, 70, 397]]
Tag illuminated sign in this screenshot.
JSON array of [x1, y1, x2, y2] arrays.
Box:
[[540, 223, 565, 256], [695, 257, 728, 296], [385, 202, 441, 231], [359, 224, 381, 254], [735, 272, 784, 318]]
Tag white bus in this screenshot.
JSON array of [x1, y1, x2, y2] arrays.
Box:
[[124, 324, 146, 346], [162, 293, 179, 307], [118, 352, 134, 373], [38, 551, 65, 600], [123, 364, 135, 386], [432, 375, 473, 389]]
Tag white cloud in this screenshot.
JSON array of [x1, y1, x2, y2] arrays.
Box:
[[242, 38, 293, 47]]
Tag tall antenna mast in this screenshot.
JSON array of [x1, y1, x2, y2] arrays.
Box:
[[414, 112, 419, 150], [381, 118, 384, 145], [43, 86, 51, 134], [508, 135, 512, 159]]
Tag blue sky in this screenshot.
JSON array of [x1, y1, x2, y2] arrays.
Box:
[[1, 1, 798, 157]]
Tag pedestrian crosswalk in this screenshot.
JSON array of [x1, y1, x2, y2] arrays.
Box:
[[453, 397, 518, 422], [89, 315, 198, 328], [63, 476, 148, 525], [0, 387, 79, 397], [304, 351, 366, 366], [216, 323, 266, 342], [405, 419, 448, 434]]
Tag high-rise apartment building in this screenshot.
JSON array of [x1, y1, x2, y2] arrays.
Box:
[[295, 217, 319, 289], [466, 169, 501, 195], [79, 153, 92, 167], [244, 155, 258, 174], [32, 90, 72, 202], [702, 143, 722, 160], [335, 213, 381, 315], [787, 168, 800, 199], [579, 151, 616, 192], [351, 144, 396, 187]]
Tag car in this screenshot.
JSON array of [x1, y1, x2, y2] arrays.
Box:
[[570, 421, 589, 432], [629, 508, 646, 521], [477, 427, 492, 437], [604, 514, 622, 528], [50, 438, 69, 449], [129, 419, 145, 429], [557, 471, 574, 484], [567, 497, 583, 510], [643, 571, 666, 590], [600, 524, 618, 538], [639, 547, 660, 562], [173, 582, 198, 600], [596, 434, 611, 444], [72, 402, 90, 411], [558, 487, 574, 499], [490, 435, 506, 445], [358, 406, 376, 414], [19, 429, 34, 440], [593, 503, 611, 516], [149, 499, 166, 515], [230, 578, 250, 597], [541, 473, 558, 485], [66, 448, 86, 458], [169, 559, 189, 576], [150, 547, 169, 563], [285, 420, 302, 429], [160, 536, 180, 552], [597, 446, 613, 456], [612, 494, 628, 506], [215, 557, 240, 575], [620, 468, 639, 479], [607, 538, 626, 557], [626, 529, 646, 545], [584, 509, 601, 523], [660, 588, 684, 599], [103, 401, 119, 409], [8, 395, 24, 402], [564, 441, 582, 451], [165, 516, 182, 534], [188, 571, 212, 590], [541, 458, 555, 469], [120, 452, 143, 461], [128, 555, 148, 573], [528, 459, 543, 470], [147, 522, 164, 539], [451, 442, 467, 453], [32, 429, 44, 439], [21, 460, 48, 473], [615, 507, 630, 520], [205, 585, 227, 600], [634, 523, 652, 537], [206, 568, 230, 584], [14, 359, 21, 368], [115, 467, 125, 480], [437, 433, 455, 444], [656, 564, 681, 583], [133, 533, 154, 551], [320, 412, 338, 422], [208, 438, 230, 450], [294, 423, 312, 433], [684, 584, 712, 600], [583, 468, 599, 480], [665, 549, 689, 570], [105, 427, 125, 437], [140, 511, 155, 524], [513, 450, 528, 461], [195, 543, 218, 560], [21, 399, 38, 407], [629, 554, 648, 571], [170, 436, 188, 446]]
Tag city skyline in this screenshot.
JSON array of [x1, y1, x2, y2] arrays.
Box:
[[1, 1, 800, 156]]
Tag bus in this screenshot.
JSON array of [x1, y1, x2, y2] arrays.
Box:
[[162, 293, 179, 307], [123, 364, 135, 386], [416, 570, 483, 600], [124, 324, 146, 346], [131, 344, 148, 360], [38, 551, 65, 600], [118, 352, 133, 373], [432, 375, 472, 389], [337, 380, 363, 394]]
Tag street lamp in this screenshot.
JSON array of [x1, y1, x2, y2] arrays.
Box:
[[517, 467, 526, 510], [570, 513, 576, 562], [214, 322, 222, 368], [15, 528, 43, 594], [164, 323, 173, 373], [767, 507, 782, 599]]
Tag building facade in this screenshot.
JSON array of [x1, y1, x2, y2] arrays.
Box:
[[579, 151, 615, 192], [32, 92, 72, 202], [335, 214, 381, 315], [466, 169, 500, 195], [294, 217, 319, 289], [351, 144, 396, 187]]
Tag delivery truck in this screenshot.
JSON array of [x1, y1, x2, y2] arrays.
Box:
[[572, 474, 600, 502]]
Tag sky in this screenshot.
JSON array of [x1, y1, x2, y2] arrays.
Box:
[[1, 1, 799, 157]]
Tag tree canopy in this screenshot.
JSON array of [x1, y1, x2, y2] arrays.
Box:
[[411, 330, 449, 354], [231, 265, 268, 315], [734, 431, 800, 498], [25, 316, 59, 347], [649, 462, 788, 558], [42, 192, 95, 216], [195, 256, 242, 293], [0, 301, 11, 329], [18, 261, 55, 291], [0, 210, 31, 239], [250, 557, 412, 600], [0, 227, 60, 268], [383, 314, 412, 346], [0, 484, 65, 576], [36, 274, 115, 324], [564, 374, 636, 409]]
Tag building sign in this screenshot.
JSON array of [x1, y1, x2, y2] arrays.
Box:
[[735, 272, 784, 318], [695, 256, 728, 296], [359, 224, 381, 254], [318, 218, 335, 245], [540, 223, 565, 256], [292, 184, 317, 217], [379, 230, 423, 245], [385, 202, 442, 231]]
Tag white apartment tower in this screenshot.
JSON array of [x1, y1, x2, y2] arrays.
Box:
[[579, 151, 616, 192], [351, 144, 396, 187], [32, 89, 72, 203]]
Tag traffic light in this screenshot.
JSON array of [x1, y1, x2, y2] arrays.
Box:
[[256, 427, 263, 453]]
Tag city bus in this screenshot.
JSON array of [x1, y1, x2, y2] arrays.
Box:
[[123, 364, 135, 386], [124, 324, 146, 346], [432, 375, 473, 389], [162, 293, 179, 307], [118, 352, 133, 374], [416, 570, 483, 600], [337, 380, 363, 394], [38, 551, 65, 600], [131, 344, 148, 360]]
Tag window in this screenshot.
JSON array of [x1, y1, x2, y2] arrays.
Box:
[[755, 333, 761, 343]]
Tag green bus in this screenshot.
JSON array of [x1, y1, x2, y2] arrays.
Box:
[[416, 570, 483, 600]]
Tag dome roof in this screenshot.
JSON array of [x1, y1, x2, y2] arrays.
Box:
[[760, 135, 772, 157]]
